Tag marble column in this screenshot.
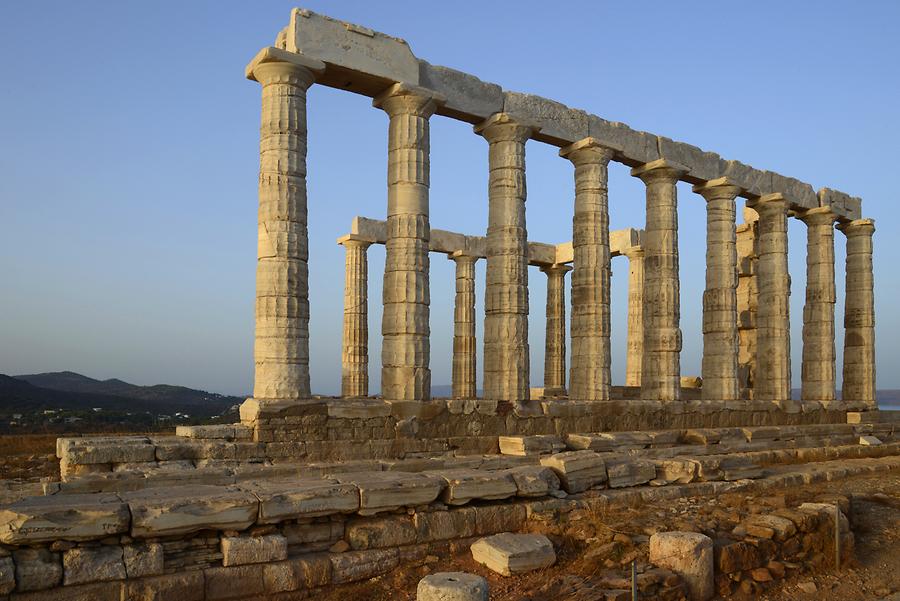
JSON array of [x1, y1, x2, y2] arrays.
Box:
[[560, 138, 615, 401], [838, 218, 876, 404], [798, 207, 838, 401], [752, 193, 791, 401], [541, 264, 571, 397], [450, 252, 478, 399], [631, 159, 688, 401], [624, 246, 645, 388], [338, 236, 371, 398], [694, 178, 742, 401], [475, 113, 533, 402], [374, 84, 443, 401], [736, 209, 760, 398], [247, 49, 324, 400]]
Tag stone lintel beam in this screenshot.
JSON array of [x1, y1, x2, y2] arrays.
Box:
[[818, 187, 863, 222], [277, 10, 853, 211], [346, 217, 638, 265]]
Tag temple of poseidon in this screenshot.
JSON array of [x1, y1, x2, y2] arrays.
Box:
[[0, 8, 894, 601]]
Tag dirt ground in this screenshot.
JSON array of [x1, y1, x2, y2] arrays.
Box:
[[318, 470, 900, 601], [0, 434, 59, 481]]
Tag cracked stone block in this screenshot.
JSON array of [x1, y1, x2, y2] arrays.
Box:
[[470, 533, 556, 576], [0, 493, 129, 544], [606, 460, 657, 488], [503, 466, 561, 497], [428, 469, 517, 505], [332, 472, 444, 515], [241, 478, 359, 523], [540, 450, 607, 493], [125, 485, 258, 537]]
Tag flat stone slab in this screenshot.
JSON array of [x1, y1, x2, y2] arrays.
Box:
[[333, 472, 444, 515], [566, 432, 651, 452], [0, 493, 129, 544], [57, 436, 156, 465], [240, 478, 359, 522], [540, 450, 607, 493], [417, 571, 489, 601], [503, 466, 561, 497], [859, 435, 883, 445], [427, 469, 517, 505], [470, 533, 556, 576], [124, 485, 258, 537], [606, 460, 657, 488], [498, 435, 565, 456]]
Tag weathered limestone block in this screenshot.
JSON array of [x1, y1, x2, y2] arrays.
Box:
[[414, 507, 476, 542], [742, 514, 796, 541], [204, 564, 265, 600], [649, 532, 714, 601], [659, 137, 721, 183], [346, 515, 416, 550], [0, 493, 129, 544], [428, 469, 517, 505], [123, 543, 163, 578], [859, 435, 883, 445], [504, 91, 588, 144], [690, 455, 762, 481], [63, 546, 126, 585], [241, 478, 359, 523], [221, 534, 288, 567], [419, 61, 503, 122], [503, 465, 561, 497], [175, 425, 252, 440], [417, 572, 489, 601], [498, 435, 564, 456], [330, 548, 399, 584], [474, 503, 526, 536], [10, 581, 121, 601], [0, 556, 14, 595], [653, 459, 698, 484], [333, 472, 444, 515], [606, 460, 656, 488], [262, 554, 332, 592], [470, 533, 556, 576], [566, 431, 650, 452], [125, 485, 258, 537], [540, 450, 607, 493], [587, 115, 659, 166], [13, 548, 62, 592], [57, 436, 156, 466], [122, 571, 205, 601]]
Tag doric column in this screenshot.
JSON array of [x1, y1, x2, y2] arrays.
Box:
[[450, 252, 478, 399], [475, 113, 534, 402], [736, 209, 760, 398], [752, 193, 791, 401], [541, 264, 571, 397], [798, 207, 838, 401], [694, 178, 742, 401], [373, 84, 443, 401], [246, 48, 324, 400], [338, 236, 371, 398], [838, 218, 876, 404], [560, 138, 616, 401], [631, 159, 688, 401], [624, 245, 645, 387]]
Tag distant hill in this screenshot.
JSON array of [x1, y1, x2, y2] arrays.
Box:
[[2, 372, 243, 417]]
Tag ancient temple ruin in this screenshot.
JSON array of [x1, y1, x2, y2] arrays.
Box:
[[0, 9, 891, 601]]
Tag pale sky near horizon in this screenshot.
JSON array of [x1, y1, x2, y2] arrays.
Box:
[[1, 1, 899, 396]]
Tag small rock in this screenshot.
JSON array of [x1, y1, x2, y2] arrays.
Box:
[[797, 581, 817, 594], [750, 567, 772, 582], [329, 540, 350, 553]]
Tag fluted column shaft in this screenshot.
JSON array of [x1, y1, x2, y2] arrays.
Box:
[[799, 208, 838, 401], [753, 194, 791, 401], [838, 219, 876, 403], [624, 246, 645, 387], [451, 252, 478, 399], [249, 54, 323, 400], [475, 113, 533, 402], [542, 265, 571, 396], [560, 138, 615, 401], [632, 160, 687, 401], [694, 179, 742, 401], [374, 84, 442, 401], [339, 237, 371, 398]]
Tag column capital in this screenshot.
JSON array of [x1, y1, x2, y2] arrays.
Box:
[[622, 244, 644, 259], [559, 137, 620, 165], [797, 206, 839, 227], [837, 218, 876, 237], [747, 192, 788, 213], [373, 82, 445, 117], [449, 250, 479, 264], [474, 112, 536, 143], [245, 47, 325, 86], [631, 158, 689, 184], [540, 263, 573, 276], [692, 177, 744, 201], [337, 234, 374, 249]]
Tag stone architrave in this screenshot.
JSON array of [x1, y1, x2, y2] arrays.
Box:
[[247, 49, 325, 400], [752, 193, 791, 401], [838, 219, 876, 403], [631, 159, 688, 401], [623, 245, 645, 387], [475, 113, 534, 402], [694, 178, 742, 401], [373, 83, 444, 401], [560, 138, 616, 401], [540, 264, 571, 397], [450, 252, 478, 399], [338, 235, 372, 398], [798, 207, 839, 401]]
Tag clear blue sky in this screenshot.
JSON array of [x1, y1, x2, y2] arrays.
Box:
[[1, 1, 898, 396]]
